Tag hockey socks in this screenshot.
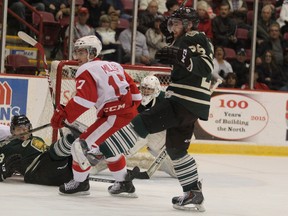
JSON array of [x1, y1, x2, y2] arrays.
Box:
[[49, 134, 75, 160], [100, 123, 139, 158], [172, 154, 199, 191]]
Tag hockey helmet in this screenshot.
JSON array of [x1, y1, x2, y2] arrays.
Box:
[[73, 35, 102, 61], [10, 115, 32, 134], [168, 7, 200, 31], [140, 75, 161, 106]]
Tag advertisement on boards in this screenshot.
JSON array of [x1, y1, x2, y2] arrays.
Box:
[[0, 78, 28, 125], [194, 90, 288, 146]]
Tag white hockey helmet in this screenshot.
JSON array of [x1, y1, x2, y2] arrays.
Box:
[[140, 75, 161, 106], [73, 35, 102, 61]]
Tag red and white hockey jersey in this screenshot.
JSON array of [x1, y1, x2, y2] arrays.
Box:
[[64, 59, 142, 123]]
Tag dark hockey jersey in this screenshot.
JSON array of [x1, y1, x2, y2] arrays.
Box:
[[0, 136, 49, 175], [166, 31, 214, 120]]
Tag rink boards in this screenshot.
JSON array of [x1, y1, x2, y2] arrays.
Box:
[[1, 72, 288, 156]]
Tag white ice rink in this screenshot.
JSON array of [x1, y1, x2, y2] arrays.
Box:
[[1, 154, 288, 216]]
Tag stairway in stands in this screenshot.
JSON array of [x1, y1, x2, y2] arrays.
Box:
[[5, 34, 56, 75]]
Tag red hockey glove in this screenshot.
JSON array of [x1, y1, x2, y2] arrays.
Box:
[[51, 104, 67, 129]]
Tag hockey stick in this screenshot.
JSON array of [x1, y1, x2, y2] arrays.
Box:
[[0, 123, 51, 147], [133, 148, 168, 179], [210, 79, 222, 93], [133, 79, 223, 179], [180, 0, 188, 7], [88, 166, 141, 183], [88, 176, 115, 183], [17, 31, 63, 137]]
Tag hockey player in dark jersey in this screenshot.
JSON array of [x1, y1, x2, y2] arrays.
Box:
[[82, 6, 214, 211], [0, 115, 74, 186]]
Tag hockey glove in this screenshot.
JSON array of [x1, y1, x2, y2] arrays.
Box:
[[0, 154, 22, 181], [80, 139, 104, 166], [159, 18, 174, 44], [155, 46, 193, 70], [51, 104, 67, 129]]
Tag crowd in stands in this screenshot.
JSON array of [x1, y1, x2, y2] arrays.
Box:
[[5, 0, 288, 91]]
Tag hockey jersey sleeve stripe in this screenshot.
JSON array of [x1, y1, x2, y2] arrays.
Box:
[[169, 83, 211, 95], [74, 96, 95, 109], [170, 92, 210, 105], [200, 56, 214, 72]]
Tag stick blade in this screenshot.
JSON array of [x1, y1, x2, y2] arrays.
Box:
[[17, 31, 38, 46]]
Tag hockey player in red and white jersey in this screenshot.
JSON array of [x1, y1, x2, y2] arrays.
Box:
[[50, 35, 142, 196]]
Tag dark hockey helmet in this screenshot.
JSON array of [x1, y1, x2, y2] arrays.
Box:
[[10, 115, 32, 134], [169, 7, 200, 30]]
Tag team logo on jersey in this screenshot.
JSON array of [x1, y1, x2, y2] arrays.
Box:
[[31, 137, 48, 152], [0, 78, 28, 124]]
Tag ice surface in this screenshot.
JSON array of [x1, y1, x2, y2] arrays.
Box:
[[1, 154, 288, 216]]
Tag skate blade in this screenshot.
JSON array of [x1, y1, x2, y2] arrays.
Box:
[[58, 191, 90, 196], [173, 203, 205, 212], [109, 192, 138, 198]]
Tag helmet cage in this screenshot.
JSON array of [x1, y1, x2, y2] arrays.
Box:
[[140, 76, 161, 106]]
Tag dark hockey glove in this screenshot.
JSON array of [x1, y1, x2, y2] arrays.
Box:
[[155, 46, 193, 70], [159, 18, 174, 44], [0, 154, 22, 182]]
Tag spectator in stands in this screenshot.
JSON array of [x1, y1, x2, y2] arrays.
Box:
[[256, 22, 288, 68], [257, 5, 276, 45], [163, 0, 180, 17], [7, 0, 45, 35], [231, 11, 252, 49], [65, 7, 95, 41], [118, 17, 153, 65], [221, 72, 238, 88], [241, 69, 270, 90], [277, 0, 288, 35], [212, 46, 233, 84], [257, 50, 286, 90], [212, 1, 238, 49], [55, 0, 83, 21], [226, 0, 247, 13], [140, 0, 167, 14], [95, 14, 123, 62], [230, 48, 249, 87], [63, 7, 95, 59], [43, 0, 68, 17], [83, 0, 120, 28], [197, 0, 213, 40], [145, 14, 168, 60], [138, 0, 162, 35], [259, 0, 278, 20], [106, 0, 131, 20]]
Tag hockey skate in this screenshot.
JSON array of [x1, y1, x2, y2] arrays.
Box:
[[108, 169, 138, 198], [59, 178, 90, 196], [172, 181, 205, 212]]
